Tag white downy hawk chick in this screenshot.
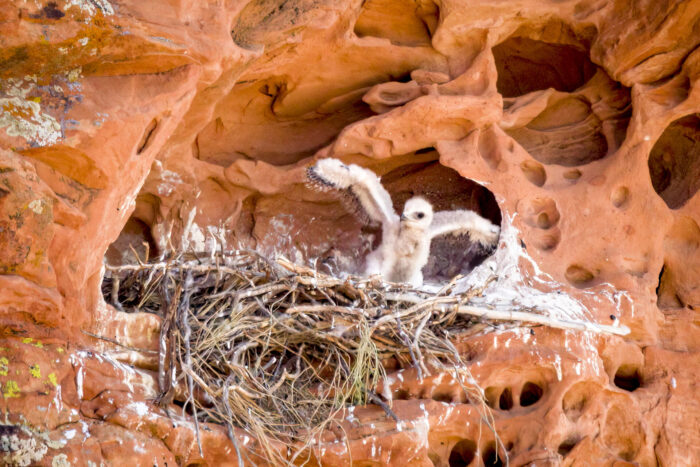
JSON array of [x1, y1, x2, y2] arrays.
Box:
[[306, 158, 500, 286]]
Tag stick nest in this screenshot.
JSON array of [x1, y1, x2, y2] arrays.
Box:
[[102, 250, 501, 464]]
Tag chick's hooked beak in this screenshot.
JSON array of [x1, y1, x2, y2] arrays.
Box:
[[400, 213, 407, 221]]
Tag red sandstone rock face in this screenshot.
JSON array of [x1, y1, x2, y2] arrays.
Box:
[[1, 0, 699, 465]]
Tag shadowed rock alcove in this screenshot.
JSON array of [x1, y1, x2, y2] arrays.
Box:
[[103, 151, 502, 286], [496, 23, 631, 168], [648, 113, 700, 209], [493, 35, 596, 98]]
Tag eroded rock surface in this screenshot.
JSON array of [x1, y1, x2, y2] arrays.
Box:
[[1, 0, 699, 465]]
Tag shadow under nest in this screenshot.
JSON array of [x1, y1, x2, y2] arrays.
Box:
[[102, 249, 511, 464]]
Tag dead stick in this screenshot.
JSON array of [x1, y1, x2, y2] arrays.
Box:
[[179, 272, 203, 457], [81, 330, 158, 354], [365, 391, 398, 422], [454, 305, 630, 336]]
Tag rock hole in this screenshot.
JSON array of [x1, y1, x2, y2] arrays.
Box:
[[498, 387, 513, 410], [532, 230, 560, 251], [518, 197, 560, 230], [354, 0, 439, 47], [655, 264, 665, 298], [481, 442, 504, 466], [655, 264, 683, 308], [658, 216, 700, 309], [493, 36, 596, 98], [104, 217, 158, 267], [536, 212, 551, 229], [432, 389, 454, 403], [563, 169, 582, 180], [520, 160, 546, 187], [102, 209, 160, 311], [614, 364, 642, 392], [231, 0, 319, 49], [137, 119, 158, 155], [611, 186, 630, 208], [478, 126, 503, 169], [484, 386, 500, 409], [448, 439, 477, 467], [565, 264, 596, 288], [557, 437, 579, 457], [519, 382, 543, 407], [562, 382, 592, 421], [394, 388, 412, 400], [648, 113, 700, 209], [507, 95, 614, 166]]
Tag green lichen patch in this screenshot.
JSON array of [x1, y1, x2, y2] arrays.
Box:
[[47, 373, 58, 388], [20, 338, 43, 349], [2, 380, 20, 398]]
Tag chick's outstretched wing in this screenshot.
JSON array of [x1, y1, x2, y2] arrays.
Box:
[[306, 158, 399, 227], [429, 210, 500, 247]]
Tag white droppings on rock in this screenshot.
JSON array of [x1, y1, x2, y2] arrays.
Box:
[[65, 0, 115, 16], [129, 402, 149, 417], [452, 214, 590, 321], [51, 453, 71, 467], [187, 223, 207, 252], [75, 367, 84, 400], [28, 199, 44, 214], [553, 354, 562, 381]]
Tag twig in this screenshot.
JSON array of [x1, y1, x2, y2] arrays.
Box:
[[455, 305, 630, 336], [81, 330, 158, 354], [180, 272, 203, 457], [365, 391, 398, 422]]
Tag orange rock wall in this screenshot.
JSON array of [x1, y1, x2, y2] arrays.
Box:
[[0, 0, 699, 465]]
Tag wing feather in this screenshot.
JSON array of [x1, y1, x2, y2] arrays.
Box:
[[306, 159, 399, 226], [429, 210, 500, 247]]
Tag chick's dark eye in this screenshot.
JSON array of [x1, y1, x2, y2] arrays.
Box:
[[417, 213, 424, 219]]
